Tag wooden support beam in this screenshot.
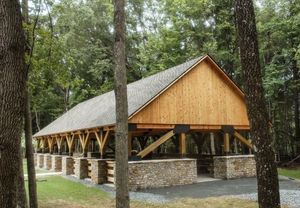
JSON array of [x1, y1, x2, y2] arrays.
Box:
[[94, 130, 103, 153], [223, 133, 230, 154], [66, 134, 75, 155], [137, 130, 175, 158], [55, 136, 63, 154], [79, 132, 90, 155], [41, 138, 46, 153], [135, 123, 250, 131], [47, 137, 54, 154], [210, 133, 216, 155], [179, 133, 186, 155], [37, 139, 41, 151], [94, 130, 110, 157], [233, 131, 253, 149]]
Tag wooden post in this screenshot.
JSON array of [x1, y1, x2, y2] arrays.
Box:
[[36, 139, 40, 152], [234, 138, 238, 154], [41, 138, 45, 153], [79, 132, 90, 157], [128, 133, 132, 156], [223, 133, 230, 155], [179, 133, 186, 157], [95, 130, 110, 159], [210, 133, 216, 155], [66, 134, 75, 156], [56, 136, 63, 155], [48, 137, 54, 154]]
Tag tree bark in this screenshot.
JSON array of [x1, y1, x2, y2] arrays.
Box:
[[17, 150, 28, 208], [235, 0, 281, 207], [25, 89, 38, 208], [292, 61, 300, 154], [113, 0, 130, 207], [22, 0, 39, 206], [0, 1, 27, 207]]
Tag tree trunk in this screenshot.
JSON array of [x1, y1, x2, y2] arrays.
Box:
[[25, 89, 38, 208], [235, 0, 281, 207], [292, 62, 300, 154], [17, 150, 28, 208], [113, 0, 130, 207], [22, 0, 39, 206], [0, 1, 27, 207]]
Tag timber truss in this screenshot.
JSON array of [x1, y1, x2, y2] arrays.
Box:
[[35, 123, 253, 158]]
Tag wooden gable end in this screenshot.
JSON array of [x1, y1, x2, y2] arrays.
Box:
[[129, 57, 250, 128]]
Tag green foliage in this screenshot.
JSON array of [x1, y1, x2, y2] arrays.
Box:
[[27, 0, 300, 157], [257, 0, 300, 156]]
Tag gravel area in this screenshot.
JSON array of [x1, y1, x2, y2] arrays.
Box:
[[234, 190, 300, 208], [62, 175, 300, 205]]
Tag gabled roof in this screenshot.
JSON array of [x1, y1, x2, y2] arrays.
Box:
[[34, 55, 207, 137]]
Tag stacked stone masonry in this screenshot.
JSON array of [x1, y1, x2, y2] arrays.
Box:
[[37, 154, 44, 168], [213, 155, 256, 179], [44, 154, 52, 170], [128, 159, 197, 191], [90, 159, 112, 184], [34, 153, 37, 167], [74, 158, 89, 179], [51, 155, 62, 172], [62, 156, 75, 175]]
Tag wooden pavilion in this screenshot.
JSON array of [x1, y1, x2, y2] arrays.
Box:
[[34, 55, 255, 188], [34, 54, 252, 157]]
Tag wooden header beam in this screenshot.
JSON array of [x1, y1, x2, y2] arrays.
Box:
[[134, 123, 250, 131]]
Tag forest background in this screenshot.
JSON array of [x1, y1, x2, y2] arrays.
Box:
[[27, 0, 300, 158]]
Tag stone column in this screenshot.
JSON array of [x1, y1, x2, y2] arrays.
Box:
[[34, 153, 37, 167], [51, 155, 62, 172], [44, 154, 52, 170], [213, 155, 256, 179], [62, 156, 74, 175], [74, 158, 88, 179], [90, 159, 110, 184], [37, 154, 44, 168]]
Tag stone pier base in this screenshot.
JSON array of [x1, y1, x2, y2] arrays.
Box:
[[128, 159, 197, 191], [34, 153, 37, 167], [62, 156, 74, 175], [51, 155, 62, 172], [44, 154, 52, 170], [213, 155, 256, 179], [74, 158, 88, 179], [90, 159, 111, 184], [37, 154, 44, 168]]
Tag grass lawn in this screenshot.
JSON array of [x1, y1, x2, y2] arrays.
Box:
[[278, 167, 300, 180], [31, 176, 259, 208], [23, 159, 50, 175]]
